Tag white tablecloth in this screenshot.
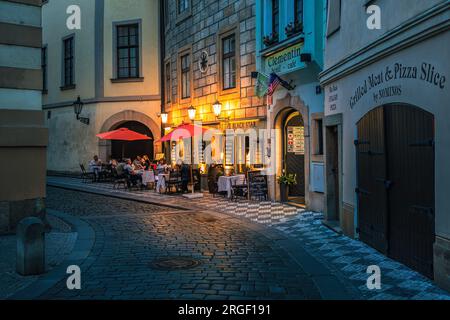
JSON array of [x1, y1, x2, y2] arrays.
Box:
[[156, 173, 169, 193], [142, 171, 155, 186], [217, 174, 246, 198]]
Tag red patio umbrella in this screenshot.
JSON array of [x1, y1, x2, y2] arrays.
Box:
[[157, 123, 217, 195], [156, 123, 214, 142], [96, 128, 152, 159]]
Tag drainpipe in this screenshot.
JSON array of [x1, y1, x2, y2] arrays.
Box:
[[159, 0, 166, 155]]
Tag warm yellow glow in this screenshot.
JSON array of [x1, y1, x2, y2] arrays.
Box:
[[161, 112, 168, 124], [164, 127, 172, 131], [188, 106, 196, 121], [213, 100, 222, 117]]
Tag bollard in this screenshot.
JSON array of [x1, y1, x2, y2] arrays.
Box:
[[16, 217, 45, 275]]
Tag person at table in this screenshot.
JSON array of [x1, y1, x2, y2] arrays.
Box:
[[156, 159, 166, 175], [133, 156, 144, 170], [88, 155, 102, 181], [124, 159, 143, 187], [142, 155, 151, 171]]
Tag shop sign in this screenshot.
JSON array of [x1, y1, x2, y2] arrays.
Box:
[[265, 42, 305, 75], [349, 62, 446, 109], [287, 126, 304, 155]]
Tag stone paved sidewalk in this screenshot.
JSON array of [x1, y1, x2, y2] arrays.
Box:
[[0, 214, 77, 299], [44, 176, 450, 300]]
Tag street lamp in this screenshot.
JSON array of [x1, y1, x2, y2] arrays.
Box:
[[188, 105, 196, 121], [213, 100, 222, 118], [160, 111, 168, 124], [73, 96, 89, 125]]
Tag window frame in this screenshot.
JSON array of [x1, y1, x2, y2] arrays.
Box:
[[217, 26, 240, 97], [176, 0, 192, 24], [222, 34, 237, 91], [294, 0, 304, 25], [116, 23, 140, 79], [111, 19, 143, 82], [165, 59, 171, 104], [311, 113, 325, 161], [42, 45, 48, 93], [177, 46, 193, 103], [60, 34, 75, 90], [326, 0, 342, 37], [272, 0, 279, 35], [180, 53, 191, 99]]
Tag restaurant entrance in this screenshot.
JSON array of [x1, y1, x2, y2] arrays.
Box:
[[111, 121, 154, 160], [283, 111, 305, 204]]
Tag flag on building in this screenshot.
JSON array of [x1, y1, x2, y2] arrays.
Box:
[[267, 73, 281, 96], [267, 73, 296, 96], [255, 72, 269, 97]]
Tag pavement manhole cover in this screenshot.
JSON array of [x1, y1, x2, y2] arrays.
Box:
[[192, 213, 218, 223], [150, 257, 201, 270]]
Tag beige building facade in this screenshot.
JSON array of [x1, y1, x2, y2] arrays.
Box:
[[320, 0, 449, 289], [43, 0, 161, 172], [0, 0, 48, 234]]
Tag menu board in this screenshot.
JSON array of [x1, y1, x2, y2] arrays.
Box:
[[287, 126, 304, 155]]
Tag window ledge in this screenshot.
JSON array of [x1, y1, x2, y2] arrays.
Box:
[[260, 34, 305, 56], [60, 85, 76, 91], [176, 11, 192, 25], [111, 77, 144, 83]]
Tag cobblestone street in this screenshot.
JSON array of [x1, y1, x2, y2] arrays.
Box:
[[4, 181, 449, 300], [39, 187, 328, 300]]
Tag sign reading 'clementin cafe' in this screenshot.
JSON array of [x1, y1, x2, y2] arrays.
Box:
[[265, 42, 305, 74]]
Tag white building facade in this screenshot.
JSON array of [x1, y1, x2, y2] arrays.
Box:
[[43, 0, 162, 172], [320, 0, 449, 289]]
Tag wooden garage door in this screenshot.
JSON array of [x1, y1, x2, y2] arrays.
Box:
[[357, 104, 435, 278], [356, 106, 388, 254], [385, 105, 435, 278]]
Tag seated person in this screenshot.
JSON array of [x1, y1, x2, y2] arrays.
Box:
[[142, 155, 151, 171], [124, 159, 143, 187], [88, 155, 102, 181], [133, 156, 144, 170]]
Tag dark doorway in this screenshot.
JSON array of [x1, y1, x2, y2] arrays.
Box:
[[111, 121, 154, 160], [356, 104, 435, 278], [283, 111, 305, 203], [326, 125, 340, 222]]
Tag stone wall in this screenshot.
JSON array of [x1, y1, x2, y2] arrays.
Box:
[[163, 0, 263, 125]]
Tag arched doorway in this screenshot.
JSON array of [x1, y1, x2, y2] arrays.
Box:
[[356, 103, 435, 278], [111, 121, 154, 160], [283, 110, 305, 204]]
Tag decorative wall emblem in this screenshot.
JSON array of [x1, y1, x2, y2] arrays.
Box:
[[198, 50, 209, 73]]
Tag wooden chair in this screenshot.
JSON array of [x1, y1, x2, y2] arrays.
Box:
[[166, 170, 182, 193], [231, 175, 248, 201], [112, 167, 127, 189]]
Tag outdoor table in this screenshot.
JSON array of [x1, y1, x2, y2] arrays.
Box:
[[217, 174, 246, 198], [156, 173, 169, 193]]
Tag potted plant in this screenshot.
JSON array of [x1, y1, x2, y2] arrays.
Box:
[[277, 172, 297, 203], [285, 21, 303, 37], [263, 32, 279, 46]]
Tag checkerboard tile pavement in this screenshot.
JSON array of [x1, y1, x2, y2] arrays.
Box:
[[274, 214, 450, 300]]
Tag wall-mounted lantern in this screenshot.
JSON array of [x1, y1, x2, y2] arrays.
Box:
[[73, 96, 89, 125], [160, 112, 169, 124], [188, 105, 196, 121], [213, 100, 222, 118]]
